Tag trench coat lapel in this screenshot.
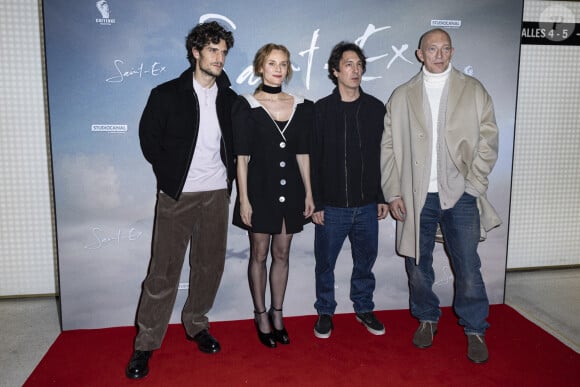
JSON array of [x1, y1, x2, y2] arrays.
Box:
[[407, 74, 426, 132], [445, 69, 466, 133]]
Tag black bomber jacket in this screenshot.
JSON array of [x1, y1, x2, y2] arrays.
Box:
[[311, 87, 386, 211], [139, 67, 237, 200]]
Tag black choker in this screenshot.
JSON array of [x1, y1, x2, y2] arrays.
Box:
[[261, 84, 282, 94]]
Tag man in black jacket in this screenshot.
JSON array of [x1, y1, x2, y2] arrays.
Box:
[[311, 42, 389, 339], [126, 21, 237, 380]]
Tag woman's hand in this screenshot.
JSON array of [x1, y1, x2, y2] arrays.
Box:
[[304, 195, 315, 218], [240, 199, 253, 227]]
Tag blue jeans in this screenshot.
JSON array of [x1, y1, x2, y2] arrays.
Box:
[[406, 193, 489, 335], [314, 204, 378, 315]]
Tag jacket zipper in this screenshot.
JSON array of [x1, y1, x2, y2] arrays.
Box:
[[355, 103, 365, 202], [177, 90, 200, 197], [216, 93, 231, 193], [343, 112, 349, 207]]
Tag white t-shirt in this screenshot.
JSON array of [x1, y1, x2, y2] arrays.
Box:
[[182, 77, 227, 193]]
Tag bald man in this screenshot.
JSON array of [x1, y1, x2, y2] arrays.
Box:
[[380, 28, 501, 363]]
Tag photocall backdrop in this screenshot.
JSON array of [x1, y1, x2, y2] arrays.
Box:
[[43, 0, 523, 330]]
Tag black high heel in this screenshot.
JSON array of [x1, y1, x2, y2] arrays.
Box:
[[269, 307, 290, 345], [254, 310, 276, 348]]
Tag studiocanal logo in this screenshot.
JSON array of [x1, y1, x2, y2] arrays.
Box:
[[431, 19, 462, 29], [91, 124, 127, 133], [95, 0, 116, 26]]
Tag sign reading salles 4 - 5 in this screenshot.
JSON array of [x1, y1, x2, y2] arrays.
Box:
[[521, 4, 579, 46]]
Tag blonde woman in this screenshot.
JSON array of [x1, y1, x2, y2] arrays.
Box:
[[232, 43, 314, 348]]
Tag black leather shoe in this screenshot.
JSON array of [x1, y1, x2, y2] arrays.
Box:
[[254, 310, 276, 348], [272, 326, 290, 345], [125, 350, 152, 379], [269, 308, 290, 345], [190, 329, 221, 354]]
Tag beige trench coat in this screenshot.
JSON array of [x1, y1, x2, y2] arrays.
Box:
[[380, 68, 502, 261]]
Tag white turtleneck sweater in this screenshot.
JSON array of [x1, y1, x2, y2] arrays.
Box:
[[423, 65, 452, 193]]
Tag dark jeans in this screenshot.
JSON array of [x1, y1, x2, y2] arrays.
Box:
[[314, 203, 378, 315], [134, 189, 229, 351], [405, 192, 489, 335]]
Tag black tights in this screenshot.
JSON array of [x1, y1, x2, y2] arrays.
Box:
[[248, 222, 293, 333]]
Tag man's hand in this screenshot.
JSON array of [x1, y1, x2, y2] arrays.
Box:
[[377, 203, 389, 220], [312, 210, 324, 225], [389, 198, 406, 221]]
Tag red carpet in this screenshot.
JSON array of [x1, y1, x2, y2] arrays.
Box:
[[25, 305, 579, 387]]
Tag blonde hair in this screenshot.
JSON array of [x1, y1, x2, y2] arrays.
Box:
[[253, 43, 293, 83]]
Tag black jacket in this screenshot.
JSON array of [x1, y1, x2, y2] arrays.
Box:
[[139, 67, 237, 200], [311, 87, 386, 211]]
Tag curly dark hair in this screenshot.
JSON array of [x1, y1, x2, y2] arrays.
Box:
[[326, 41, 366, 85], [185, 21, 234, 67]]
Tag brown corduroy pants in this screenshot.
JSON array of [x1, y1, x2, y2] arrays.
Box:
[[134, 189, 229, 351]]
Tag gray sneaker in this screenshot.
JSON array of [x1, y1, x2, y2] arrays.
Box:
[[355, 312, 385, 335], [412, 321, 438, 348], [467, 334, 489, 363], [314, 314, 333, 339]]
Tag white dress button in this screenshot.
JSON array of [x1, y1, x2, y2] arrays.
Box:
[[279, 161, 286, 167], [280, 179, 287, 186], [279, 142, 286, 149], [278, 196, 286, 203]]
